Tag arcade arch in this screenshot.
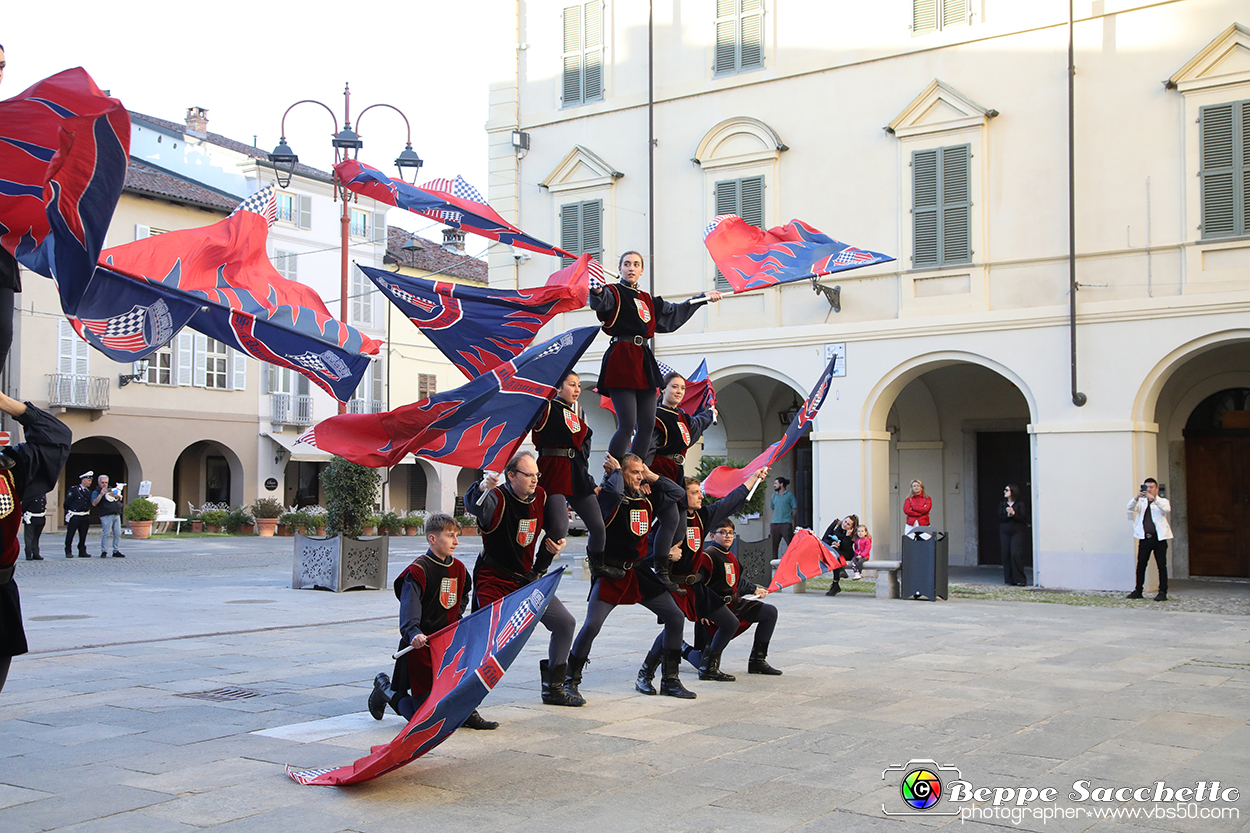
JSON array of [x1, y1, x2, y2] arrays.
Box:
[[64, 436, 141, 525], [173, 441, 244, 512]]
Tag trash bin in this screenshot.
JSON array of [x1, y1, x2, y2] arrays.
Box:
[[901, 528, 948, 601]]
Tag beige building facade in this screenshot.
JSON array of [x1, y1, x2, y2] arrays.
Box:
[[487, 1, 1250, 589]]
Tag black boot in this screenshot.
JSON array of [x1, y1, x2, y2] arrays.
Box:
[[540, 659, 585, 707], [634, 650, 661, 695], [462, 710, 498, 730], [748, 641, 783, 675], [1126, 589, 1144, 599], [659, 649, 696, 699], [367, 673, 392, 720], [566, 653, 589, 701], [587, 550, 625, 580], [652, 557, 685, 595], [698, 651, 736, 682]]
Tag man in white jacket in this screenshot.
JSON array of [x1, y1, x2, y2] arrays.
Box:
[[1126, 478, 1171, 601]]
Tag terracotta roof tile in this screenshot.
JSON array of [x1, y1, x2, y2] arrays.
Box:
[[384, 226, 487, 284], [130, 111, 333, 181], [124, 158, 239, 213]]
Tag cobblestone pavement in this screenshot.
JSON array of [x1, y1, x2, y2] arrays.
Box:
[[1, 537, 1247, 832]]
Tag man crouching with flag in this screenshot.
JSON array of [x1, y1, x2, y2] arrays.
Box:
[[367, 513, 497, 730], [464, 452, 582, 708]]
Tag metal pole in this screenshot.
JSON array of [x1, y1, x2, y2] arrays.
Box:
[[1068, 0, 1086, 407], [647, 0, 655, 300]]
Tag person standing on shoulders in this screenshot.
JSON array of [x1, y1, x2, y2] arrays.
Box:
[[92, 475, 124, 558], [64, 472, 92, 558], [769, 477, 797, 565], [1126, 478, 1171, 601]]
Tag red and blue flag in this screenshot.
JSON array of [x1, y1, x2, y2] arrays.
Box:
[[767, 529, 846, 593], [336, 159, 572, 258], [296, 326, 599, 470], [288, 570, 563, 786], [703, 348, 838, 497], [361, 254, 596, 379], [703, 215, 894, 293]]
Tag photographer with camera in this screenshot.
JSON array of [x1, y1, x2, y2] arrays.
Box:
[[91, 475, 125, 559], [1126, 478, 1170, 601]]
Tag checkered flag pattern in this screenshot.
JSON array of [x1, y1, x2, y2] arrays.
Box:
[[232, 186, 278, 227], [703, 214, 737, 241], [82, 305, 149, 351], [586, 258, 606, 291], [833, 247, 874, 265], [423, 175, 486, 225]]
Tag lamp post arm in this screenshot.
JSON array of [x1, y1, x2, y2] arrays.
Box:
[[355, 103, 414, 146], [278, 99, 342, 143]]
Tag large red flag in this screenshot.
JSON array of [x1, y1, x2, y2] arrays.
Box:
[[767, 529, 846, 592]]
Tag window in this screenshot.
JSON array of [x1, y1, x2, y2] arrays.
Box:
[[418, 373, 437, 400], [273, 249, 298, 281], [276, 192, 311, 229], [56, 319, 89, 404], [559, 199, 603, 267], [713, 176, 764, 290], [351, 360, 385, 412], [408, 464, 427, 511], [911, 145, 971, 268], [1200, 99, 1249, 239], [204, 339, 229, 389], [143, 344, 173, 385], [134, 225, 169, 240], [350, 265, 375, 328], [562, 2, 604, 106], [912, 0, 969, 35], [714, 0, 764, 76], [350, 209, 369, 239]]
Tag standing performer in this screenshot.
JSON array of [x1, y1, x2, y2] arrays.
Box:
[[64, 472, 92, 559], [686, 518, 783, 678], [589, 251, 721, 461], [531, 372, 609, 581], [646, 371, 716, 593], [22, 493, 47, 561], [636, 468, 767, 694], [1, 391, 73, 692], [567, 454, 694, 699], [366, 513, 495, 730], [464, 452, 582, 708]]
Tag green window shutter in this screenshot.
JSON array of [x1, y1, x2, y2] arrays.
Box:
[[740, 0, 764, 69], [1200, 102, 1242, 239], [580, 200, 603, 263], [913, 0, 937, 33], [941, 0, 968, 28], [714, 0, 738, 75], [941, 145, 972, 264], [912, 149, 940, 267], [714, 179, 741, 291], [562, 5, 583, 105], [583, 1, 603, 103], [739, 175, 765, 227], [1242, 102, 1250, 236], [560, 202, 580, 267]]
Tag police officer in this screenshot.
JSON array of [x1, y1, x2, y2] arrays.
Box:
[[21, 493, 46, 560], [64, 472, 92, 558]]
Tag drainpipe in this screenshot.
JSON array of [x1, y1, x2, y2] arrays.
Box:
[[1068, 0, 1087, 407]]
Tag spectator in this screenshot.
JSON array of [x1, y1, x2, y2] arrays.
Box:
[[1126, 478, 1171, 601], [999, 484, 1029, 586], [769, 477, 797, 566], [851, 524, 872, 579], [91, 475, 125, 558], [820, 514, 859, 597], [904, 480, 931, 532]]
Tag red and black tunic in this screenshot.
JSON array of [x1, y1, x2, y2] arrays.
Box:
[[598, 490, 658, 605], [668, 508, 708, 621], [650, 404, 713, 483], [466, 482, 547, 608], [532, 398, 594, 498], [592, 283, 702, 390], [695, 543, 764, 639], [391, 553, 471, 699]]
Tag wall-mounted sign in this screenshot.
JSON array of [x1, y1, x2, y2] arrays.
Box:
[[265, 478, 279, 492], [824, 343, 847, 377]]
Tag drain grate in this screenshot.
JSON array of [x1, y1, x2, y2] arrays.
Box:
[[224, 599, 277, 605], [29, 615, 94, 621], [179, 687, 269, 702]]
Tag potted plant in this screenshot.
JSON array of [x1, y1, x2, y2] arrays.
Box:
[[200, 508, 229, 533], [403, 512, 424, 537], [456, 513, 479, 536], [378, 510, 402, 536], [225, 505, 255, 535], [278, 509, 301, 536], [252, 498, 284, 536], [188, 503, 203, 533], [306, 505, 328, 536], [125, 497, 158, 539], [362, 514, 381, 536]]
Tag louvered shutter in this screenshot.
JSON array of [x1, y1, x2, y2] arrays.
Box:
[[296, 372, 310, 396], [581, 200, 603, 263], [739, 176, 765, 227], [940, 145, 971, 263], [192, 334, 208, 387], [371, 211, 387, 244], [134, 224, 151, 240], [941, 0, 968, 28], [231, 348, 247, 391], [912, 149, 940, 267], [714, 0, 738, 74], [1200, 103, 1236, 238], [583, 1, 603, 102], [714, 179, 741, 291], [563, 5, 583, 105], [740, 0, 764, 69], [176, 331, 193, 386], [560, 203, 579, 267], [913, 0, 937, 33], [266, 364, 277, 394], [371, 359, 384, 408], [297, 195, 312, 230]]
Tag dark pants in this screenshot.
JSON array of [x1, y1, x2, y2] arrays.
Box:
[[1134, 538, 1168, 595], [65, 516, 90, 555], [572, 579, 685, 658], [23, 518, 45, 559], [1000, 524, 1028, 585], [607, 388, 658, 459], [770, 523, 794, 563], [544, 493, 607, 553]]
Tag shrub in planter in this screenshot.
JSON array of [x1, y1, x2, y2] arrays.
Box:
[[403, 513, 424, 535], [455, 513, 478, 535], [252, 498, 284, 519], [125, 498, 158, 539], [200, 509, 229, 532], [321, 457, 381, 538], [378, 510, 403, 535], [225, 505, 255, 534]]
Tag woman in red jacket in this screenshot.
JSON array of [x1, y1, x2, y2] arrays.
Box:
[[903, 480, 932, 532]]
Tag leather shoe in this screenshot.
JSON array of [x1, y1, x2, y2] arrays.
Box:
[[78, 552, 90, 558], [1126, 590, 1144, 599], [368, 673, 391, 720], [1153, 593, 1167, 602], [112, 552, 125, 558], [825, 585, 840, 597], [461, 710, 498, 730], [99, 553, 109, 558]]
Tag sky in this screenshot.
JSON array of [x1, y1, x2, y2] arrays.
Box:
[[3, 1, 498, 237]]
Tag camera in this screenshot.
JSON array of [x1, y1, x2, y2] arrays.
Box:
[[1140, 483, 1149, 493]]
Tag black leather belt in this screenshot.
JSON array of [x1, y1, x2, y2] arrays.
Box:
[[602, 555, 637, 571], [538, 448, 576, 458], [659, 453, 685, 464], [612, 336, 646, 346]]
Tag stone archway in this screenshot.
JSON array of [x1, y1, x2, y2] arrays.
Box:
[[173, 440, 245, 513], [64, 436, 141, 526]]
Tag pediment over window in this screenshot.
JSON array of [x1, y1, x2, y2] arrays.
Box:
[[1168, 23, 1250, 93], [693, 117, 788, 170], [887, 80, 997, 138], [540, 146, 623, 193]]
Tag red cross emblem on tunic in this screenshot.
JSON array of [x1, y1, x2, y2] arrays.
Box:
[[439, 577, 458, 609], [724, 561, 737, 586], [678, 421, 691, 446], [634, 298, 651, 323], [630, 508, 650, 536], [516, 518, 538, 548], [685, 525, 702, 550], [563, 408, 581, 433]]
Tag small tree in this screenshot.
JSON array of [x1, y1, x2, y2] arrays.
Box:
[[321, 456, 381, 538], [695, 456, 766, 518], [124, 498, 158, 522]]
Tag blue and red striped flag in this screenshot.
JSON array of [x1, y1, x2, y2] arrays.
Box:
[[296, 326, 599, 470], [336, 159, 572, 258], [289, 570, 563, 786], [767, 529, 846, 593], [703, 215, 894, 293], [362, 254, 597, 379]]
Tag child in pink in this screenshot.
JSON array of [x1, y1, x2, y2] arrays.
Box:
[[851, 525, 872, 579]]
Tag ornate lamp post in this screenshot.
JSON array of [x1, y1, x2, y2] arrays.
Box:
[[268, 84, 422, 413]]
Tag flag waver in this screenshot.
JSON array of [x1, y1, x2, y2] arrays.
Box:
[[362, 254, 594, 379], [336, 159, 572, 257], [289, 570, 563, 786], [704, 215, 894, 293], [767, 529, 847, 593]]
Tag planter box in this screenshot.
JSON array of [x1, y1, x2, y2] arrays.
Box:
[[205, 524, 223, 533], [256, 518, 278, 537], [129, 520, 153, 539], [238, 524, 255, 535], [292, 533, 389, 592], [191, 520, 203, 533], [403, 526, 420, 537]]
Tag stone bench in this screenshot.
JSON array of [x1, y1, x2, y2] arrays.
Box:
[[769, 559, 902, 599]]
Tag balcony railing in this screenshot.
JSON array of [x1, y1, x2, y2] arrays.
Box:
[[347, 398, 386, 414], [271, 393, 314, 425], [47, 374, 110, 410]]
